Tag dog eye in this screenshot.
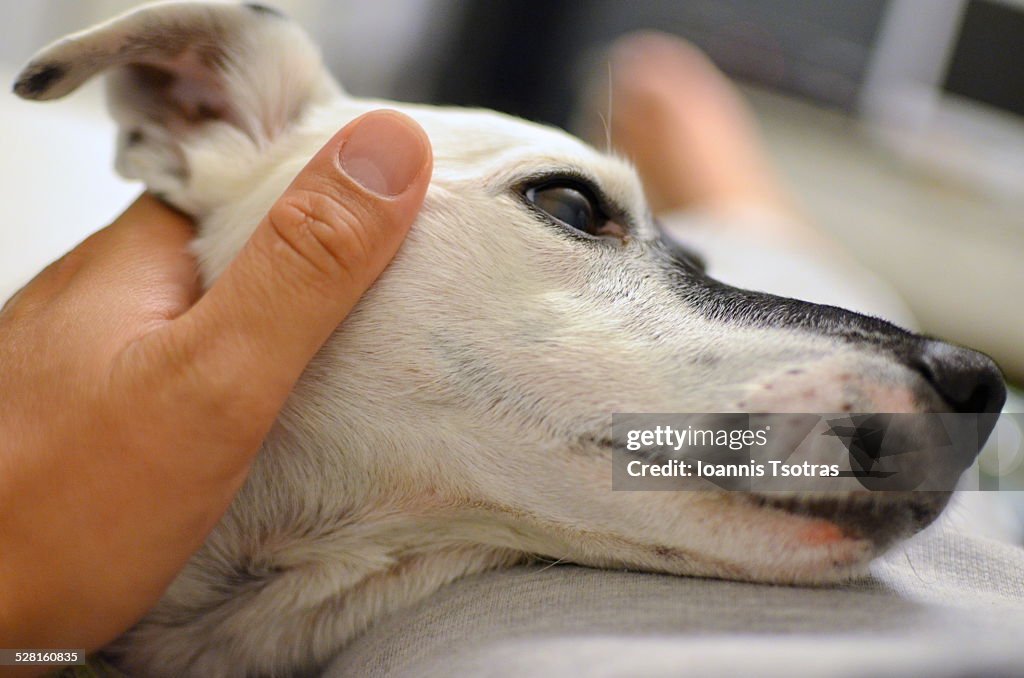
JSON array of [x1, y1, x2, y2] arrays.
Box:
[[523, 182, 622, 239]]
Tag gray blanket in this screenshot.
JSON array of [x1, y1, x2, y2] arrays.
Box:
[[326, 525, 1024, 677]]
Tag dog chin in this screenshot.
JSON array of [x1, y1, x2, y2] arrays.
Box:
[[733, 530, 876, 585], [628, 491, 949, 585], [726, 491, 950, 584]]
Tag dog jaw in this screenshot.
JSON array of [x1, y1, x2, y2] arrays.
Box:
[[115, 522, 524, 676]]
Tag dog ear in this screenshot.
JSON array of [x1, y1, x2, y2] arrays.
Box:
[[13, 1, 340, 213]]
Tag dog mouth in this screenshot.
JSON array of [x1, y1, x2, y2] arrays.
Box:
[[747, 491, 951, 552]]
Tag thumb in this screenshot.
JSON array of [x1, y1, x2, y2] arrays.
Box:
[[166, 109, 431, 408]]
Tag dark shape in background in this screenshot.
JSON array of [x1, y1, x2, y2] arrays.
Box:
[[944, 0, 1024, 117], [433, 0, 888, 128]]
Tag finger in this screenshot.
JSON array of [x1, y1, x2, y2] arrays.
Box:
[[165, 110, 431, 407]]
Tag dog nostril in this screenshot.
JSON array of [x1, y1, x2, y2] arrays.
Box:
[[911, 341, 1007, 414]]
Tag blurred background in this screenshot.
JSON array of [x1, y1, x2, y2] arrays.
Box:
[[0, 0, 1021, 532]]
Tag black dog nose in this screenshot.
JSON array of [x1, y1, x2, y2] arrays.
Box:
[[912, 341, 1007, 414]]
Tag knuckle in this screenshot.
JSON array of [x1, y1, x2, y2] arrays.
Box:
[[265, 188, 379, 286]]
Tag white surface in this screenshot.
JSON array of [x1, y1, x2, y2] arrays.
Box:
[[0, 66, 137, 302]]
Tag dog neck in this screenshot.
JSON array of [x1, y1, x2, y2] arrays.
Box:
[[117, 469, 526, 674]]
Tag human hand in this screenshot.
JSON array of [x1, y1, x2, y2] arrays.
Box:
[[0, 110, 431, 658]]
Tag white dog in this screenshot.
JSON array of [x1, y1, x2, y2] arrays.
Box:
[[15, 2, 1006, 676]]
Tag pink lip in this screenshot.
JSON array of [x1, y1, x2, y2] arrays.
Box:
[[797, 520, 847, 545]]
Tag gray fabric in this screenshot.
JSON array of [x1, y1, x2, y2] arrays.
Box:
[[324, 525, 1024, 677]]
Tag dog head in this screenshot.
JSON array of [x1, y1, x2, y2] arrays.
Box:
[[16, 1, 1006, 589]]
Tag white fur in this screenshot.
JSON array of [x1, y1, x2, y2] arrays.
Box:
[[15, 3, 968, 675]]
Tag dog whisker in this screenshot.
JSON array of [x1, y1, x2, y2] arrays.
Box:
[[536, 556, 567, 573], [605, 60, 613, 153], [902, 546, 927, 585]]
